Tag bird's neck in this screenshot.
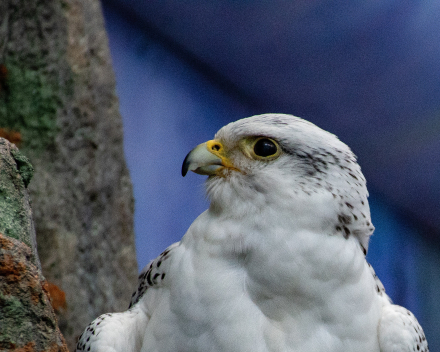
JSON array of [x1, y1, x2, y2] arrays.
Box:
[[186, 198, 377, 337], [191, 183, 370, 295]]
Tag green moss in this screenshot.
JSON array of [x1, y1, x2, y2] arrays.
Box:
[[0, 292, 25, 319], [0, 142, 32, 246], [0, 292, 30, 347], [0, 63, 59, 151], [0, 190, 31, 246], [10, 149, 34, 187]]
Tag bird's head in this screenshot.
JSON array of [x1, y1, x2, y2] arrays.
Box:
[[182, 114, 374, 253]]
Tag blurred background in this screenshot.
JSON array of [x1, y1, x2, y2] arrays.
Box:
[[101, 0, 440, 348]]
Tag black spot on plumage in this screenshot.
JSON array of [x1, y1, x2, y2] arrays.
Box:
[[361, 245, 367, 255], [338, 214, 352, 225], [343, 226, 350, 238], [162, 273, 166, 280], [345, 202, 353, 209], [146, 270, 153, 285]]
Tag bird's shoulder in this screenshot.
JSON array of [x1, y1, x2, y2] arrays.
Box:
[[365, 261, 428, 352], [366, 261, 389, 300], [129, 242, 180, 308], [75, 307, 149, 352], [76, 243, 180, 352], [379, 304, 428, 352]]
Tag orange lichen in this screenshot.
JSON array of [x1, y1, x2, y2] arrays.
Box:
[[0, 128, 22, 145], [44, 282, 67, 312], [12, 342, 36, 352], [0, 252, 26, 282]]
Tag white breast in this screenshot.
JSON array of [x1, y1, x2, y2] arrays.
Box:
[[140, 209, 385, 352]]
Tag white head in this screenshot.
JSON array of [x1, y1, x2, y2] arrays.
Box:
[[182, 114, 374, 253]]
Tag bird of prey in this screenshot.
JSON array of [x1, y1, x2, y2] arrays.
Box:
[[76, 114, 428, 352]]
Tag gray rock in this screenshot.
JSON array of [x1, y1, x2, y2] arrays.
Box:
[[0, 138, 68, 351]]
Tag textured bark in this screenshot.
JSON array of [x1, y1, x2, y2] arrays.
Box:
[[0, 138, 68, 351], [0, 0, 138, 350]]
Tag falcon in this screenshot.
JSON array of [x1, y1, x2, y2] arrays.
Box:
[[76, 114, 428, 352]]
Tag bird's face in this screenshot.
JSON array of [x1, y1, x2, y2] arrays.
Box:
[[182, 114, 374, 252], [181, 136, 282, 178], [183, 114, 362, 193]]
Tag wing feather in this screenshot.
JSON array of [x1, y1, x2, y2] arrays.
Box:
[[76, 242, 180, 352], [379, 304, 429, 352]]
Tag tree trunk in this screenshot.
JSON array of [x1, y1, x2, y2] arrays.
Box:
[[0, 0, 138, 350]]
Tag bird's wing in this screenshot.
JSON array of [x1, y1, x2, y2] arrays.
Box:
[[75, 308, 149, 352], [378, 304, 429, 352], [129, 242, 179, 308], [76, 242, 180, 352], [369, 262, 429, 352]]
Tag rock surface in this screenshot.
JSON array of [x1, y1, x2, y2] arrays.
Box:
[[0, 139, 37, 265], [0, 138, 68, 351], [0, 0, 138, 349]]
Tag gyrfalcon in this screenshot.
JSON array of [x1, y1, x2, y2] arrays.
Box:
[[76, 114, 428, 352]]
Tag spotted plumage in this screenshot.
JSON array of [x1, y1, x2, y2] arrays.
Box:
[[129, 242, 178, 308], [76, 114, 428, 352]]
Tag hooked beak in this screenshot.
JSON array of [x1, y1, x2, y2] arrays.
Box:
[[181, 140, 237, 177]]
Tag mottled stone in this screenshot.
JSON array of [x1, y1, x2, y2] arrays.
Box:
[[0, 234, 68, 352], [0, 139, 67, 351], [0, 139, 38, 268]]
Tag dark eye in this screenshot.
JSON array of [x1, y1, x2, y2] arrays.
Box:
[[253, 138, 278, 157]]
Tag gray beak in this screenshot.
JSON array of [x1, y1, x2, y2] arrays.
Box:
[[181, 142, 223, 177]]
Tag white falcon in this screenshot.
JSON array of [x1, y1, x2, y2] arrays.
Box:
[[76, 114, 428, 352]]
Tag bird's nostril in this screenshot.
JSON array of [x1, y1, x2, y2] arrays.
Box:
[[212, 144, 221, 151]]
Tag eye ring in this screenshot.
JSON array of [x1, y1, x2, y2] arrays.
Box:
[[252, 138, 280, 159]]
